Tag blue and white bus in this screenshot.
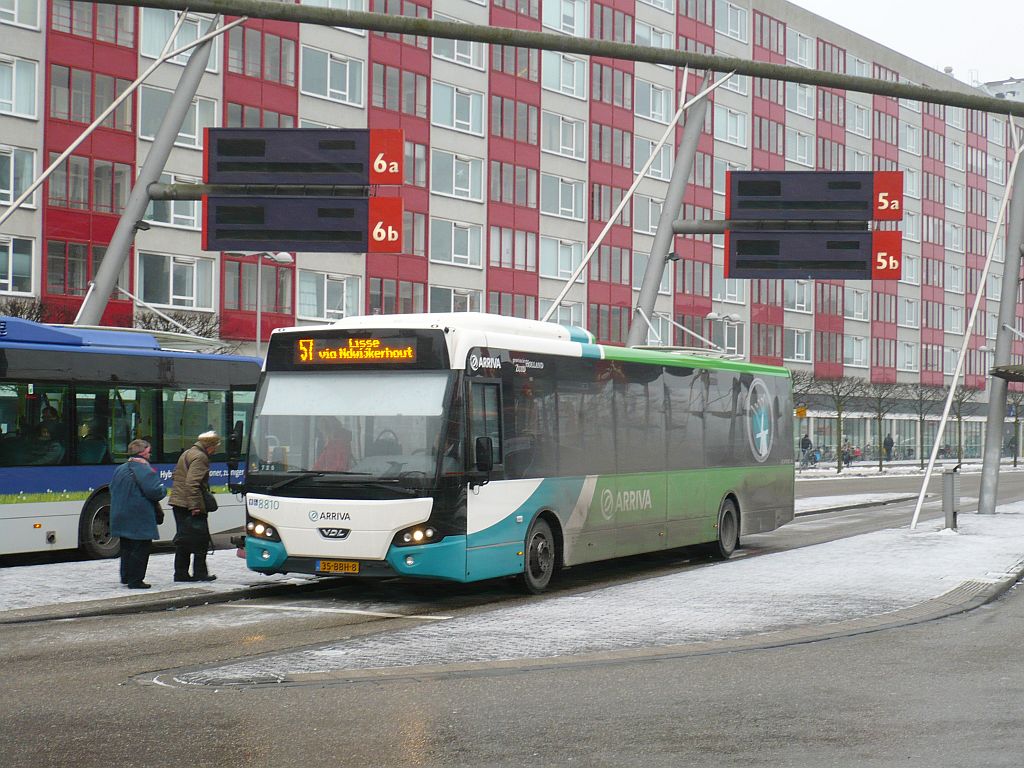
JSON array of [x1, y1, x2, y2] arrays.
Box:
[[0, 317, 260, 558], [242, 313, 794, 592]]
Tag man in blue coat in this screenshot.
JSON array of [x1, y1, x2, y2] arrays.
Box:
[[110, 438, 167, 589]]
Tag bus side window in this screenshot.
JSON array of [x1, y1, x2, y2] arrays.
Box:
[[469, 382, 502, 466]]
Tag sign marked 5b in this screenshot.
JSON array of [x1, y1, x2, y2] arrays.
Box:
[[871, 230, 902, 279]]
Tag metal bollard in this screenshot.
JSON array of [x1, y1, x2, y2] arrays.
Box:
[[943, 464, 961, 530]]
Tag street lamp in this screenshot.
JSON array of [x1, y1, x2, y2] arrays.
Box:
[[254, 251, 294, 357]]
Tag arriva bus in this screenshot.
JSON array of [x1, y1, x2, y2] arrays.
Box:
[[0, 317, 259, 558], [242, 313, 794, 592]]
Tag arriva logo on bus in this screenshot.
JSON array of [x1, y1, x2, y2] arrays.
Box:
[[468, 353, 502, 372], [599, 488, 653, 520], [308, 510, 352, 522]]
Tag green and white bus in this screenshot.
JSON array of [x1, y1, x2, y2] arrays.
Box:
[[241, 313, 794, 592]]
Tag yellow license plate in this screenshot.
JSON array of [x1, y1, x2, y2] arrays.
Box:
[[317, 560, 359, 574]]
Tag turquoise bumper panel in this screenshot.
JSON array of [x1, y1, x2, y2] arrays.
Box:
[[580, 343, 604, 359], [386, 536, 469, 581], [245, 538, 289, 572]]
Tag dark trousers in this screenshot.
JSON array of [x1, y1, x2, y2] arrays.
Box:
[[172, 506, 211, 578], [120, 538, 151, 585]]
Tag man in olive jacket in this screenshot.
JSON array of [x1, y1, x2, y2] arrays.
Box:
[[169, 430, 220, 582]]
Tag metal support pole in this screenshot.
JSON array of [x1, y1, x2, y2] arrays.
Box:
[[256, 257, 263, 358], [626, 73, 711, 347], [979, 128, 1024, 515], [911, 139, 1024, 528], [74, 17, 222, 326]]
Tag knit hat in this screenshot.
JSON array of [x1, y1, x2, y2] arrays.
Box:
[[197, 430, 221, 448]]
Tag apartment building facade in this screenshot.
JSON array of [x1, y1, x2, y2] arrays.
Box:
[[1, 0, 1021, 456]]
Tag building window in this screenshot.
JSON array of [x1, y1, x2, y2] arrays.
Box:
[[897, 342, 918, 372], [223, 258, 292, 313], [490, 291, 536, 319], [140, 9, 219, 71], [785, 82, 814, 117], [843, 334, 867, 367], [715, 0, 747, 42], [540, 236, 584, 280], [713, 104, 748, 147], [0, 146, 35, 206], [402, 210, 426, 257], [297, 270, 360, 320], [432, 17, 485, 68], [489, 226, 536, 271], [898, 297, 919, 328], [138, 252, 214, 309], [944, 305, 964, 334], [786, 28, 814, 67], [901, 253, 920, 285], [634, 195, 662, 235], [542, 111, 585, 160], [784, 328, 811, 362], [898, 122, 921, 154], [635, 79, 672, 123], [542, 0, 586, 35], [540, 174, 584, 220], [0, 237, 32, 293], [1, 0, 38, 28], [539, 299, 583, 326], [541, 51, 586, 99], [430, 219, 483, 267], [631, 251, 670, 294], [138, 86, 215, 147], [848, 103, 870, 137], [634, 137, 672, 180], [46, 240, 88, 296], [430, 150, 483, 201], [369, 277, 424, 315], [785, 128, 814, 166], [91, 159, 131, 214], [404, 141, 426, 187], [0, 55, 37, 118], [784, 280, 812, 312], [47, 153, 90, 209], [432, 82, 484, 135], [430, 285, 481, 313], [300, 46, 363, 106], [144, 172, 200, 228]]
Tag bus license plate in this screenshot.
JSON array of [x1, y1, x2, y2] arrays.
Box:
[[317, 560, 359, 574]]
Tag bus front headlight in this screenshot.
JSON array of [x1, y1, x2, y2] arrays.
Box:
[[394, 525, 439, 547], [246, 515, 281, 542]]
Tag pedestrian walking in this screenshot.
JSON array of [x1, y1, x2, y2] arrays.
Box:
[[109, 438, 166, 589], [799, 433, 813, 468], [168, 430, 221, 582], [883, 433, 894, 461]]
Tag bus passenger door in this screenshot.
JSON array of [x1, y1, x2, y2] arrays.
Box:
[[464, 380, 523, 581]]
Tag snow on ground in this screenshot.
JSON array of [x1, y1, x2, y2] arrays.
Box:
[[173, 503, 1024, 681]]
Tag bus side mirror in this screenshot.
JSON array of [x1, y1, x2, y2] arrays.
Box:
[[474, 436, 494, 473]]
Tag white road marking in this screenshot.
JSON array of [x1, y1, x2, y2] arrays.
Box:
[[224, 603, 452, 620]]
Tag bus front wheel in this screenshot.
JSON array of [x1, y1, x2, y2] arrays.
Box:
[[710, 499, 739, 560], [518, 517, 555, 594], [79, 493, 120, 559]]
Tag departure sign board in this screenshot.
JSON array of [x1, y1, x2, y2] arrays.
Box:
[[203, 128, 404, 185], [725, 229, 902, 280], [295, 336, 418, 365], [726, 171, 903, 222]]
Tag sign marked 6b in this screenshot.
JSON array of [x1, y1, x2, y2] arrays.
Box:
[[368, 198, 403, 253]]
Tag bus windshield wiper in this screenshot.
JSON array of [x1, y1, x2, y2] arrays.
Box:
[[267, 471, 324, 492]]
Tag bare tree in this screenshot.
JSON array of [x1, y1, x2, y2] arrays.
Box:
[[134, 309, 221, 339], [1007, 387, 1024, 467], [0, 297, 47, 321], [905, 383, 946, 469], [815, 376, 868, 474], [948, 385, 981, 462], [862, 382, 908, 471]]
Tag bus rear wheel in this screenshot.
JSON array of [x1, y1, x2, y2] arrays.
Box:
[[710, 499, 739, 560], [79, 493, 120, 559], [518, 518, 555, 594]]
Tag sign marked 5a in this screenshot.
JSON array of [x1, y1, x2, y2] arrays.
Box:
[[368, 197, 403, 253], [871, 230, 903, 279], [873, 171, 904, 221]]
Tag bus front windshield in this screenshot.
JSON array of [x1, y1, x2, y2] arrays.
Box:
[[249, 371, 459, 482]]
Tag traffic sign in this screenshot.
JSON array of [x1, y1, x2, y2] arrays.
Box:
[[725, 229, 902, 280], [203, 128, 404, 186], [726, 171, 903, 222], [202, 195, 404, 253]]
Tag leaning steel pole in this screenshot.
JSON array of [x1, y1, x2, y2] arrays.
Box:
[[625, 73, 710, 347], [75, 18, 222, 326], [978, 135, 1024, 515]]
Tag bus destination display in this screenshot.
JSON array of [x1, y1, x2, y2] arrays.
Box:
[[296, 336, 417, 365]]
